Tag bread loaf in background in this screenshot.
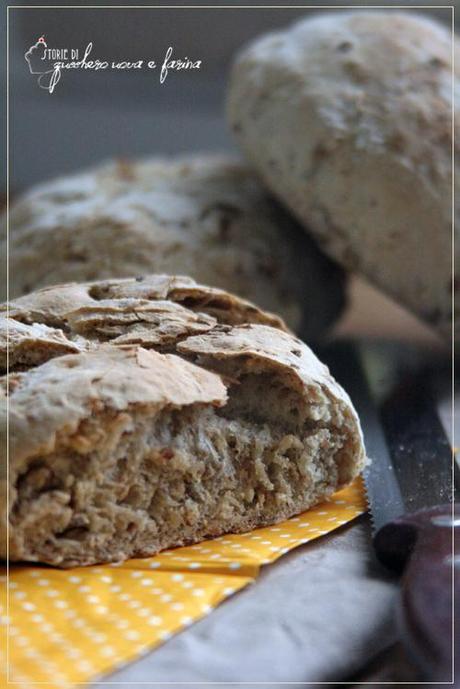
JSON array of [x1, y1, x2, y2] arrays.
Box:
[[2, 154, 345, 338], [1, 275, 365, 567], [228, 11, 458, 340]]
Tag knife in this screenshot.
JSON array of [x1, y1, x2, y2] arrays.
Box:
[[321, 341, 458, 684]]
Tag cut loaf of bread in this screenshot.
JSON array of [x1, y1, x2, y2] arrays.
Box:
[[2, 275, 366, 567]]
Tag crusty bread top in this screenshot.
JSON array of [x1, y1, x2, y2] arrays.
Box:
[[0, 318, 80, 372], [2, 274, 365, 474], [1, 273, 284, 469], [2, 274, 286, 336], [179, 325, 331, 397], [179, 324, 357, 426], [230, 11, 458, 168]]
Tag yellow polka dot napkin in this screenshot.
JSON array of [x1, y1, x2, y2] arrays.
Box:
[[1, 478, 366, 689]]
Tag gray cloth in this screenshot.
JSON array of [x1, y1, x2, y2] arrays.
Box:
[[96, 517, 397, 687]]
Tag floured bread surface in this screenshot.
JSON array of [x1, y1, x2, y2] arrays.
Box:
[[2, 275, 365, 567], [2, 154, 346, 336], [228, 11, 458, 339]]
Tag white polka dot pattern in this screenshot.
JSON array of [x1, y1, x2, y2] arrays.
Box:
[[2, 479, 365, 687]]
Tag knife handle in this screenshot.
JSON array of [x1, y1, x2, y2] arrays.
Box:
[[374, 504, 459, 684]]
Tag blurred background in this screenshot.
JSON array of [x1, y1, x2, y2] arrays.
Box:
[[1, 0, 455, 346]]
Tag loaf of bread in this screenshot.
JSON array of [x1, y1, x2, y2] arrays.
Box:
[[227, 11, 458, 340], [2, 154, 345, 337], [1, 275, 365, 567]]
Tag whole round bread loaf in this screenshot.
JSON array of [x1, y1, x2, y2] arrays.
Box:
[[227, 11, 458, 340], [2, 154, 345, 337], [1, 274, 365, 567]]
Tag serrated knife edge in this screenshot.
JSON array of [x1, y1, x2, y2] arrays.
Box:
[[320, 342, 406, 534]]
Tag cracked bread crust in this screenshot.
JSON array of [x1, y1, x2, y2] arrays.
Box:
[[0, 319, 81, 372], [1, 275, 287, 364], [2, 154, 346, 336], [2, 275, 365, 567], [227, 12, 458, 339]]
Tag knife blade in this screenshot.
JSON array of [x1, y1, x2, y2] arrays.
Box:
[[321, 341, 458, 684], [320, 342, 406, 533]]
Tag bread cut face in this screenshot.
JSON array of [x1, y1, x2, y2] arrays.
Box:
[[2, 275, 365, 567], [1, 154, 346, 337], [227, 11, 458, 340]]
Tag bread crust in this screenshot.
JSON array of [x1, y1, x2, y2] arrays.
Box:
[[227, 11, 457, 339], [0, 318, 81, 372], [5, 347, 227, 470], [2, 275, 365, 566], [2, 154, 345, 336]]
